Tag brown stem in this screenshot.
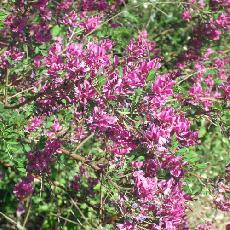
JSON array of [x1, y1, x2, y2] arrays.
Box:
[[0, 160, 12, 168], [60, 149, 101, 171], [4, 69, 9, 105], [99, 172, 104, 227], [3, 90, 46, 109], [3, 81, 66, 109]]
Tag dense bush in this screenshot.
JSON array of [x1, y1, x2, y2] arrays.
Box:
[[0, 0, 229, 229]]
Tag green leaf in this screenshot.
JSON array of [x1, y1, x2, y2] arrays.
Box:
[[97, 75, 106, 89], [0, 12, 7, 29], [146, 69, 156, 82], [80, 203, 87, 209], [199, 127, 207, 138], [51, 25, 61, 37], [17, 167, 26, 173]]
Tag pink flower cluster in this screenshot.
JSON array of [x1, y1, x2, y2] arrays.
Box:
[[13, 176, 34, 200], [14, 140, 61, 200], [27, 139, 62, 175], [178, 0, 229, 67], [114, 150, 190, 229], [0, 47, 24, 68], [26, 116, 44, 132], [0, 0, 228, 228], [187, 50, 229, 110]]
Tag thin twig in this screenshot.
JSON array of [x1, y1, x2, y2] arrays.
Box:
[[0, 212, 24, 230], [4, 69, 9, 105], [3, 83, 64, 109], [70, 198, 90, 226], [99, 172, 104, 228], [50, 213, 80, 225], [9, 87, 35, 99], [22, 204, 31, 229], [61, 148, 101, 171], [74, 133, 94, 153]]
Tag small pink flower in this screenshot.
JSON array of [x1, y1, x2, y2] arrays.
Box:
[[34, 55, 43, 68], [182, 11, 192, 21], [51, 118, 62, 132], [26, 116, 43, 132]]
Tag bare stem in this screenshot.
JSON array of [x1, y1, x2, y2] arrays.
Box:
[[61, 149, 101, 171], [0, 212, 24, 230], [4, 69, 9, 105]]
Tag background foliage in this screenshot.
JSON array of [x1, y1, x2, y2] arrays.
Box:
[[0, 0, 229, 229]]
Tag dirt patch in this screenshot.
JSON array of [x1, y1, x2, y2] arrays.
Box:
[[187, 195, 230, 229]]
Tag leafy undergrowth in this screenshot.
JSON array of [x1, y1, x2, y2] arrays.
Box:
[[0, 0, 229, 229]]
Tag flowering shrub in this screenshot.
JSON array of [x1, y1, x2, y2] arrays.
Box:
[[0, 0, 229, 229]]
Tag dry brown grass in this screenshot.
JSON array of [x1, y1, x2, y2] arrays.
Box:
[[187, 195, 230, 229]]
